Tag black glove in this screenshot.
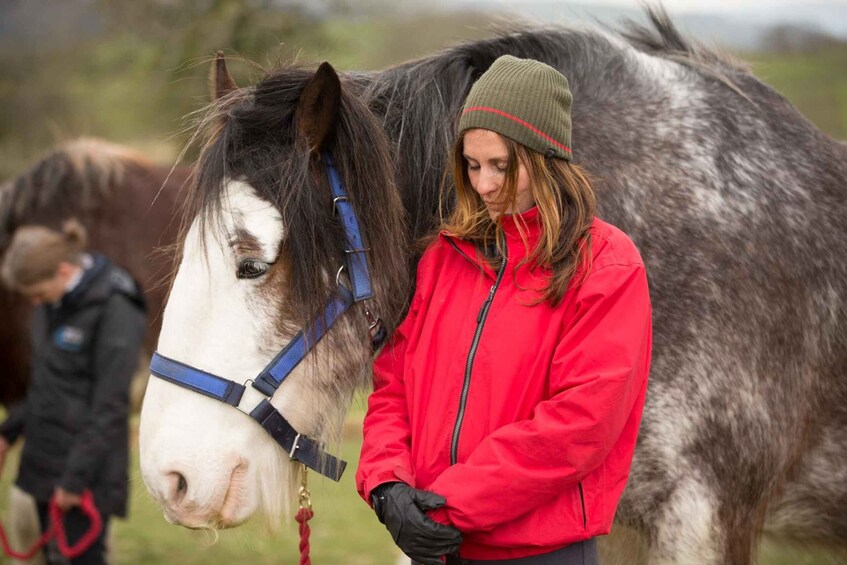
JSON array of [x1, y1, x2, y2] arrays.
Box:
[[371, 482, 463, 565]]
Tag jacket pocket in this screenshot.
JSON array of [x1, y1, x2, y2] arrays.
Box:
[[577, 481, 588, 530]]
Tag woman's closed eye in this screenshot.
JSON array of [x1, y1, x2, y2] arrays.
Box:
[[466, 163, 507, 173]]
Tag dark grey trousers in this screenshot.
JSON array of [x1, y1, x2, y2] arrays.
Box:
[[36, 503, 110, 565], [416, 538, 599, 565]]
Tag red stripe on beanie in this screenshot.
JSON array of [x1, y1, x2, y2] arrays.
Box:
[[462, 106, 572, 154]]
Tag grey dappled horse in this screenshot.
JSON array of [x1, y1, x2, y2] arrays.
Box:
[[139, 10, 847, 564]]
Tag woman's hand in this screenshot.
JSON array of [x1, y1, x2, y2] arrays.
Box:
[[372, 482, 463, 565], [53, 487, 83, 511]]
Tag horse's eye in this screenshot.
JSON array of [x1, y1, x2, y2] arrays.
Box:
[[236, 259, 270, 280]]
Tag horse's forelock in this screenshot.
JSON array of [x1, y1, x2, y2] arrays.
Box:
[[186, 63, 409, 342]]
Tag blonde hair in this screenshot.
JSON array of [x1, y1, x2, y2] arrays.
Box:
[[440, 134, 596, 305], [1, 219, 88, 289]]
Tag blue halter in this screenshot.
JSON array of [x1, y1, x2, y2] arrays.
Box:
[[149, 153, 383, 481]]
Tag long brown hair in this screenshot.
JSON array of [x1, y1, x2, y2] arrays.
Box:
[[441, 133, 596, 305], [1, 219, 87, 289]]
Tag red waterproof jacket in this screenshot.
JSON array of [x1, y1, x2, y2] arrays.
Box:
[[357, 207, 652, 560]]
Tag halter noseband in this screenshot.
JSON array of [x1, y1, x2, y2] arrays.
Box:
[[149, 153, 384, 481]]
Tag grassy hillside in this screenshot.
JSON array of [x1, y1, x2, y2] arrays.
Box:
[[750, 43, 847, 140]]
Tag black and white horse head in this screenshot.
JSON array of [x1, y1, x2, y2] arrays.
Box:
[[140, 60, 408, 528]]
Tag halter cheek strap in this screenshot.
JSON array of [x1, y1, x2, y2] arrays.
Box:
[[148, 153, 382, 482], [326, 155, 373, 303], [151, 349, 346, 480]]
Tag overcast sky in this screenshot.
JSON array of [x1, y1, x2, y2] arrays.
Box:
[[471, 0, 847, 13]]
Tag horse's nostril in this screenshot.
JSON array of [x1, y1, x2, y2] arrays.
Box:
[[167, 471, 188, 503]]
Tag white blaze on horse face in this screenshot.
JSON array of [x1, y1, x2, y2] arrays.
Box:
[[140, 180, 294, 529]]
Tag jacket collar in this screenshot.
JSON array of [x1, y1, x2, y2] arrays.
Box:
[[442, 206, 543, 280], [61, 253, 94, 298], [61, 253, 110, 307]]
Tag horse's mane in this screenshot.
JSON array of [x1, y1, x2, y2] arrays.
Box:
[[618, 7, 751, 98], [0, 138, 153, 245], [619, 7, 742, 67]]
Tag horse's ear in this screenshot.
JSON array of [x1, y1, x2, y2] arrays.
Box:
[[211, 51, 238, 100], [296, 62, 341, 153]]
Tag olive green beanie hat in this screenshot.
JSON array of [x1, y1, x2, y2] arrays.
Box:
[[459, 55, 573, 160]]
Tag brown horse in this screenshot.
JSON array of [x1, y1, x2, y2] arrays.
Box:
[[0, 138, 189, 407]]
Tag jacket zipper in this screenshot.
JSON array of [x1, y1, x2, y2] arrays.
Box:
[[450, 245, 507, 465], [578, 482, 587, 529]]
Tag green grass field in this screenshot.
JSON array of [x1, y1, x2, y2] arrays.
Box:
[[1, 406, 845, 564], [750, 45, 847, 141]]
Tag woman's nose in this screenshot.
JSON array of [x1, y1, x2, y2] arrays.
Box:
[[477, 170, 501, 196]]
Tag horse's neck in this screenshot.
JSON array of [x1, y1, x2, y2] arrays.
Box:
[[350, 71, 461, 248]]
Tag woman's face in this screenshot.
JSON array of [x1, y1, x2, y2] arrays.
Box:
[[463, 128, 534, 220], [17, 261, 77, 306]]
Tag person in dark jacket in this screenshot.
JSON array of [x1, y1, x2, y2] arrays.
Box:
[[357, 56, 652, 564], [0, 219, 146, 565]]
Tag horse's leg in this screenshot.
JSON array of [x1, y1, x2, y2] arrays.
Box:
[[613, 382, 732, 564], [617, 472, 755, 565], [647, 474, 728, 565], [616, 429, 763, 564]]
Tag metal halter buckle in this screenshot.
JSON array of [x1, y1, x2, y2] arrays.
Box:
[[289, 433, 302, 459], [332, 195, 349, 215], [362, 301, 378, 329], [335, 265, 348, 288]]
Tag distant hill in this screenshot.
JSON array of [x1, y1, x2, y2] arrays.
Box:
[[4, 0, 845, 52], [448, 1, 847, 51], [0, 1, 104, 49]]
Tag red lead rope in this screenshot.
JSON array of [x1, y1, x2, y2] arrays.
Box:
[[0, 490, 102, 560], [0, 517, 52, 561], [295, 463, 314, 565], [295, 507, 314, 565]]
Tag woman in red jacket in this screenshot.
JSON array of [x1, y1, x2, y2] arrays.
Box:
[[357, 55, 652, 565]]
